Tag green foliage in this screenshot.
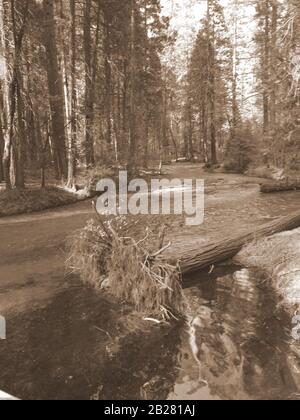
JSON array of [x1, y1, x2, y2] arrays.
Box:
[[224, 124, 256, 173]]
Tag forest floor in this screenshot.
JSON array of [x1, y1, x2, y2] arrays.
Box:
[[0, 163, 300, 399]]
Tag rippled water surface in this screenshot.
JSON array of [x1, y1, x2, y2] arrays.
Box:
[[170, 267, 300, 400]]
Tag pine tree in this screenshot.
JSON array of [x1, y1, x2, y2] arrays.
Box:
[[185, 0, 231, 165]]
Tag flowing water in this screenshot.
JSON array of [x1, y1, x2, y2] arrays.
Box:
[[170, 267, 300, 401], [0, 172, 300, 400]]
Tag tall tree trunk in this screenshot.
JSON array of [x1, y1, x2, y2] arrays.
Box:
[[263, 0, 270, 134], [2, 0, 29, 189], [207, 0, 217, 165], [0, 0, 11, 188], [143, 110, 150, 167], [169, 125, 178, 161], [162, 78, 169, 158], [201, 104, 208, 162], [84, 0, 101, 167], [25, 37, 39, 167], [0, 106, 4, 181], [232, 1, 239, 140], [38, 117, 48, 189], [15, 75, 26, 189], [128, 0, 137, 174], [42, 0, 67, 181], [185, 101, 194, 161], [84, 0, 94, 167], [12, 0, 28, 189], [67, 0, 77, 188], [121, 61, 128, 156], [58, 0, 72, 186], [104, 23, 112, 147], [114, 76, 122, 163], [270, 0, 278, 129]]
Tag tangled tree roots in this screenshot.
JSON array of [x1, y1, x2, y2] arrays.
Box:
[[67, 216, 186, 321]]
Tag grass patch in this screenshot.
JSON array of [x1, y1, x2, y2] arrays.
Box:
[[0, 187, 80, 218], [67, 216, 186, 321]]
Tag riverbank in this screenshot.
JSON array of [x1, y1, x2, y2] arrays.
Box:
[[0, 164, 117, 218], [236, 228, 300, 314], [0, 187, 85, 218]]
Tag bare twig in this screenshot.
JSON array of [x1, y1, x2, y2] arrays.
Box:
[[92, 200, 112, 240], [158, 224, 167, 249], [93, 326, 113, 341], [151, 242, 171, 258]]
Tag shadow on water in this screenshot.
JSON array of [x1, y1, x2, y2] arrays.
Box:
[[0, 278, 182, 400], [171, 266, 300, 400]]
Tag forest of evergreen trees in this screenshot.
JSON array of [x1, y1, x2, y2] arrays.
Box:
[[0, 0, 299, 191], [185, 0, 300, 173]]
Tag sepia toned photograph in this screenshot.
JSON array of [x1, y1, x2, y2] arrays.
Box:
[[0, 0, 300, 403]]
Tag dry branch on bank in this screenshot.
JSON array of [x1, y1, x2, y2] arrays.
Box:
[[67, 216, 186, 321]]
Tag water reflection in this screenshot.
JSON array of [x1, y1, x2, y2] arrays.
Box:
[[169, 267, 300, 400], [1, 268, 300, 400], [0, 282, 182, 400]]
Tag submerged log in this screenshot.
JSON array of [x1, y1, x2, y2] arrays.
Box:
[[179, 211, 300, 275], [260, 182, 300, 193]]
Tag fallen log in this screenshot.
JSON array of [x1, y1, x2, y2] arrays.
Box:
[[178, 211, 300, 275], [260, 182, 300, 193]]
